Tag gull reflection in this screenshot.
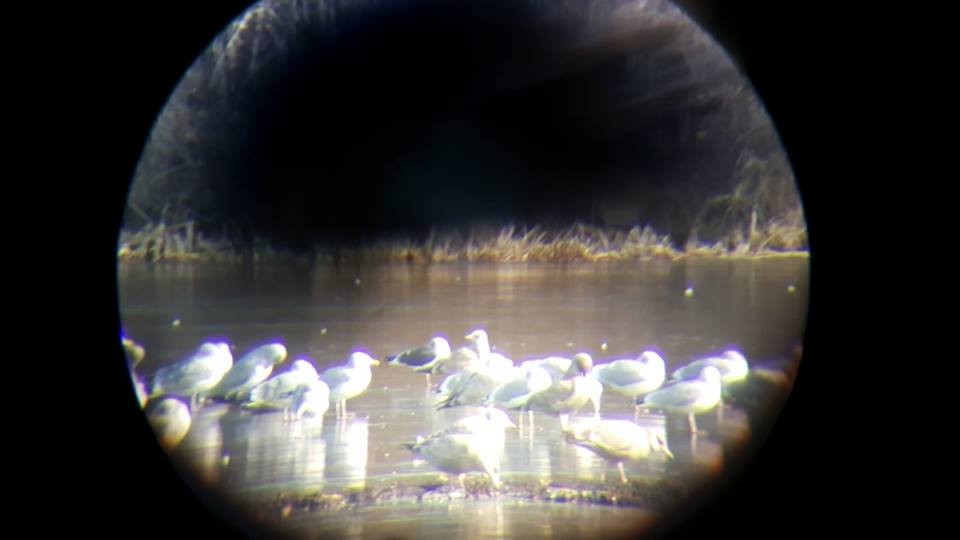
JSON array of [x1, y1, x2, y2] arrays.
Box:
[[325, 416, 369, 490], [275, 420, 328, 491], [179, 402, 228, 485]]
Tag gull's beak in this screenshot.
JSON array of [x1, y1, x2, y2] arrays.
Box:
[[371, 359, 381, 366]]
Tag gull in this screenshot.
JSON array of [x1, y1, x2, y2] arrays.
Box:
[[146, 396, 192, 452], [466, 329, 514, 370], [320, 351, 380, 419], [123, 337, 148, 408], [288, 378, 331, 421], [526, 353, 601, 429], [122, 336, 145, 368], [643, 366, 723, 433], [206, 343, 288, 401], [149, 342, 233, 409], [243, 358, 319, 412], [432, 363, 520, 409], [402, 408, 515, 491], [386, 336, 452, 386], [519, 356, 581, 384], [433, 329, 512, 379], [671, 350, 749, 387], [562, 419, 674, 483], [592, 351, 666, 412], [488, 364, 553, 429]]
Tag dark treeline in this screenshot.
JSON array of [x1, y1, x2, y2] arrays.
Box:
[[126, 0, 802, 255]]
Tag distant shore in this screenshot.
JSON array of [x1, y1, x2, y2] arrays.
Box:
[[117, 222, 808, 264]]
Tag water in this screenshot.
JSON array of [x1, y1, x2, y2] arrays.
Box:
[[119, 258, 808, 538]]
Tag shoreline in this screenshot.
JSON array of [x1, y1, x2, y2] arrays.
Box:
[[117, 223, 809, 265]]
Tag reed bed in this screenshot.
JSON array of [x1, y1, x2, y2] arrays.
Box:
[[118, 221, 807, 264]]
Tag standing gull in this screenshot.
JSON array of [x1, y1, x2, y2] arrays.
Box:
[[320, 351, 380, 419], [527, 353, 601, 429], [433, 329, 511, 379], [562, 419, 674, 483], [403, 408, 515, 491], [466, 329, 514, 370], [592, 351, 666, 413], [386, 336, 452, 386], [149, 342, 233, 409], [206, 343, 288, 401], [643, 365, 723, 433], [243, 358, 319, 412], [488, 364, 553, 430]]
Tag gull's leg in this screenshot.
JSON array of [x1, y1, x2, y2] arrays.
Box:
[[688, 413, 698, 434], [618, 462, 628, 484], [560, 414, 570, 431]]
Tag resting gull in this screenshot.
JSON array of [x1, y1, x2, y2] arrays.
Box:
[[320, 351, 380, 419], [562, 419, 674, 483], [206, 343, 288, 401], [402, 407, 515, 491], [519, 356, 581, 384], [432, 363, 519, 409], [643, 365, 722, 433], [592, 351, 666, 411], [243, 358, 319, 412], [288, 378, 331, 421], [149, 342, 233, 409], [671, 350, 749, 387], [145, 396, 192, 451]]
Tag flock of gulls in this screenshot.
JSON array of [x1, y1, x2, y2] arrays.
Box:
[[124, 329, 755, 490]]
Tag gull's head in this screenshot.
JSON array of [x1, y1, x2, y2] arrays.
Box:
[[572, 353, 594, 376], [122, 338, 146, 367], [639, 350, 666, 369], [265, 343, 288, 364], [349, 351, 380, 367], [430, 337, 452, 358], [723, 350, 749, 369], [700, 365, 722, 385], [197, 342, 223, 356], [291, 359, 319, 377], [464, 329, 489, 344]]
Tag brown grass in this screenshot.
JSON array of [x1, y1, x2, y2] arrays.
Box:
[[354, 222, 806, 263], [119, 220, 808, 264]]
